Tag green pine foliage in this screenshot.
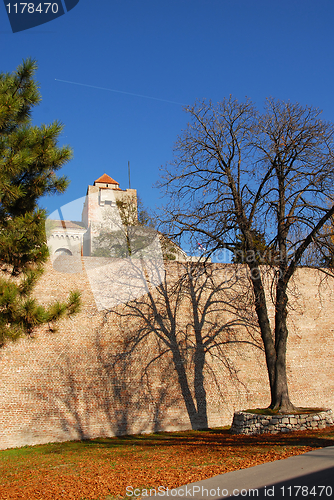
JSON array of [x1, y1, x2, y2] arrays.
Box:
[[0, 58, 80, 346], [232, 230, 281, 266]]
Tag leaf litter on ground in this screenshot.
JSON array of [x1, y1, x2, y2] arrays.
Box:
[[0, 426, 333, 500]]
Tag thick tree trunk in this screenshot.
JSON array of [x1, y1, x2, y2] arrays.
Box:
[[272, 281, 295, 412], [248, 263, 295, 412], [272, 341, 294, 412], [248, 264, 276, 387]]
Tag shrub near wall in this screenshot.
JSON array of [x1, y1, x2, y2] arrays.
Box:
[[0, 262, 333, 450]]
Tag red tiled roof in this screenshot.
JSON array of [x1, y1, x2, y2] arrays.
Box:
[[94, 174, 119, 185]]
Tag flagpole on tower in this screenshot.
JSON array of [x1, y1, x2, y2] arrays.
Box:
[[128, 161, 131, 189]]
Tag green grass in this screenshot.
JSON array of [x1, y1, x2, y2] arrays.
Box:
[[243, 407, 327, 415]]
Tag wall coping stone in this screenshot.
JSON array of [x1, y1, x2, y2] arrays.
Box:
[[230, 409, 333, 435]]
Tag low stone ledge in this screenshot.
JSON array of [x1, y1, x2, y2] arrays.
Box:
[[230, 409, 333, 435]]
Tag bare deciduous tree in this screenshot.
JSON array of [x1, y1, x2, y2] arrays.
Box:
[[159, 97, 334, 412]]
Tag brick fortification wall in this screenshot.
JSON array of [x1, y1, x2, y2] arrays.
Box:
[[0, 261, 333, 450]]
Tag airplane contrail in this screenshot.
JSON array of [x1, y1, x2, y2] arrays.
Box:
[[55, 78, 186, 106]]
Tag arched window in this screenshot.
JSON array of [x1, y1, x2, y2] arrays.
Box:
[[54, 248, 73, 256]]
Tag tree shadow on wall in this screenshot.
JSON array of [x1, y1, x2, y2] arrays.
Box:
[[108, 261, 263, 431], [24, 353, 94, 441], [24, 330, 181, 442], [92, 329, 183, 435], [23, 260, 263, 441]]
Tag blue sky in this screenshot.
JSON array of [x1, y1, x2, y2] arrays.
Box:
[[1, 0, 334, 225]]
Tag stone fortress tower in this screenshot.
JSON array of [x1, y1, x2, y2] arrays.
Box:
[[81, 174, 137, 257], [46, 174, 137, 258]]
